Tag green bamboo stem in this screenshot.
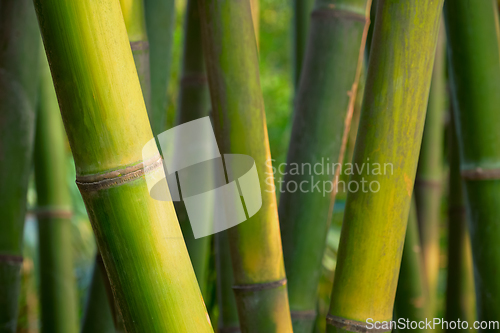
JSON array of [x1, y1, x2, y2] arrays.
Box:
[[445, 115, 476, 329], [81, 256, 115, 333], [278, 0, 371, 331], [414, 24, 446, 318], [326, 1, 443, 331], [444, 0, 500, 324], [0, 1, 40, 331], [213, 0, 259, 330], [174, 0, 212, 298], [80, 3, 153, 330], [293, 0, 315, 87], [215, 231, 241, 333], [144, 0, 176, 135], [33, 1, 213, 332], [394, 198, 428, 332], [34, 53, 79, 333], [119, 0, 151, 110], [198, 0, 293, 331]]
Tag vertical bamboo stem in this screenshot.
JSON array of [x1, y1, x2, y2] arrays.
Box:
[[394, 198, 429, 330], [414, 24, 446, 317], [278, 0, 371, 331], [144, 0, 176, 135], [215, 231, 241, 333], [444, 0, 500, 324], [175, 0, 212, 298], [445, 114, 476, 329], [326, 1, 443, 331], [0, 1, 40, 331], [198, 0, 293, 331], [34, 53, 79, 333], [33, 0, 213, 331]]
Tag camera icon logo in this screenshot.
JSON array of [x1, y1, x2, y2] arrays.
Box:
[[142, 117, 262, 238]]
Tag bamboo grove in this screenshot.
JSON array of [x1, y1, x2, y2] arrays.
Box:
[[0, 0, 499, 332]]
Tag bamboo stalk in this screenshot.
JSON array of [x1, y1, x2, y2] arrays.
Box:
[[119, 0, 151, 110], [0, 1, 41, 331], [144, 0, 176, 135], [34, 53, 79, 333], [80, 2, 153, 330], [394, 198, 428, 331], [414, 24, 446, 317], [33, 1, 213, 331], [326, 1, 443, 331], [293, 0, 315, 87], [278, 0, 371, 331], [175, 0, 212, 298], [81, 256, 115, 333], [213, 0, 258, 330], [444, 0, 500, 324], [215, 231, 241, 333], [445, 114, 476, 329], [198, 0, 293, 331]]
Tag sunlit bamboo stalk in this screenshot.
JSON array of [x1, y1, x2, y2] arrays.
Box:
[[326, 0, 443, 331], [199, 0, 293, 330], [33, 0, 213, 331]]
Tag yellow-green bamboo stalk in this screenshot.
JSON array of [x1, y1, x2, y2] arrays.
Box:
[[34, 52, 79, 333], [81, 2, 153, 330], [326, 0, 443, 331], [279, 0, 371, 331], [199, 0, 293, 331], [144, 0, 176, 135], [414, 24, 446, 318], [0, 1, 41, 331], [33, 1, 213, 332], [444, 0, 500, 325]]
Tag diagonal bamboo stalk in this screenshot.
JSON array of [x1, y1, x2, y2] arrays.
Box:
[[198, 0, 293, 331], [33, 0, 213, 331], [175, 0, 212, 298], [34, 52, 79, 333], [326, 0, 443, 331], [394, 198, 429, 331], [0, 1, 41, 331], [444, 0, 500, 324], [278, 0, 371, 331], [144, 0, 176, 135], [81, 2, 154, 330], [445, 114, 476, 329], [414, 24, 446, 318]]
